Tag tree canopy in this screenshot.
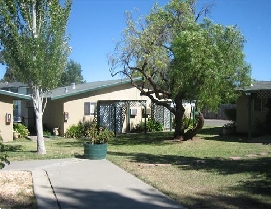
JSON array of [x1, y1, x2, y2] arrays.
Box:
[[108, 0, 251, 139], [0, 0, 72, 90], [0, 0, 72, 154]]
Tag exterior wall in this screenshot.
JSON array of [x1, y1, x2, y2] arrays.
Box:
[[43, 100, 64, 134], [45, 83, 151, 136], [236, 94, 268, 133], [236, 95, 249, 133], [0, 95, 14, 142]]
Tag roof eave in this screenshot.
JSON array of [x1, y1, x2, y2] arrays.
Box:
[[50, 77, 141, 101], [0, 90, 32, 100]]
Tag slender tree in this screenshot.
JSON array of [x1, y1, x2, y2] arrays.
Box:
[[0, 0, 72, 154], [108, 0, 251, 140]]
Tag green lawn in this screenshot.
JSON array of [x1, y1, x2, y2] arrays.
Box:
[[3, 127, 271, 209]]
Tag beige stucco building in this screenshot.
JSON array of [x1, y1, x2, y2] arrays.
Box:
[[43, 78, 151, 136], [236, 81, 271, 138], [0, 90, 31, 142]]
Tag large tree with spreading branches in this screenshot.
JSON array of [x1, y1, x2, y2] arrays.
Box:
[[108, 0, 251, 140], [0, 0, 72, 154]]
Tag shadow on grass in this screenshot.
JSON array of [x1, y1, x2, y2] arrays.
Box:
[[53, 134, 168, 148], [54, 139, 86, 147], [199, 126, 223, 135], [108, 151, 271, 175], [3, 144, 23, 152], [110, 132, 173, 146], [180, 188, 271, 209], [199, 127, 271, 144], [108, 150, 271, 208]]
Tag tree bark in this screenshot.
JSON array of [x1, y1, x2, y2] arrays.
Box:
[[36, 111, 46, 154], [32, 86, 46, 154], [184, 112, 204, 140], [174, 98, 185, 140]]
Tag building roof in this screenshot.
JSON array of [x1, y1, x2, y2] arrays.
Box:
[[0, 82, 28, 88], [49, 77, 141, 100], [0, 89, 31, 100], [242, 81, 271, 93]]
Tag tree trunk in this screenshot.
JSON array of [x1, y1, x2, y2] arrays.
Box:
[[32, 86, 46, 154], [184, 112, 204, 140], [36, 111, 46, 154], [174, 98, 185, 140]]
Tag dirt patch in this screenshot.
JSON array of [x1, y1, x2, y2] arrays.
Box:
[[0, 170, 36, 208]]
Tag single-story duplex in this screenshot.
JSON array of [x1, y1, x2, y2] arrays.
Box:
[[0, 78, 152, 141], [236, 81, 271, 138], [43, 78, 151, 136], [0, 89, 31, 142]]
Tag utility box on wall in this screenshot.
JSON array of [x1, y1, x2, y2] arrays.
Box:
[[6, 113, 11, 124], [130, 109, 137, 116], [64, 112, 69, 121]]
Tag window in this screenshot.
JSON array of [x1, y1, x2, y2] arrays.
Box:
[[254, 98, 267, 112], [84, 102, 97, 115]]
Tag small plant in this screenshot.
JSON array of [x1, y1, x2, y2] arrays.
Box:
[[86, 121, 114, 144], [13, 123, 30, 138], [43, 130, 52, 137], [223, 121, 236, 130]]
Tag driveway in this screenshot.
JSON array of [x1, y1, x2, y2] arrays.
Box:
[[204, 119, 230, 127]]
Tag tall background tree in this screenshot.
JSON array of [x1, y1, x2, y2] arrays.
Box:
[[58, 59, 85, 86], [108, 0, 251, 140], [1, 66, 16, 82], [1, 59, 85, 85], [0, 0, 72, 154]]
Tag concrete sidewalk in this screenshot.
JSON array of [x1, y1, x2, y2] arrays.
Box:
[[2, 158, 184, 209]]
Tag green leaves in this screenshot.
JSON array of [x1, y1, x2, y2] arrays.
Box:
[[0, 135, 10, 169], [0, 0, 72, 90], [109, 0, 251, 118]]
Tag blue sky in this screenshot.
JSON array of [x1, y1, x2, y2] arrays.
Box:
[[0, 0, 270, 82]]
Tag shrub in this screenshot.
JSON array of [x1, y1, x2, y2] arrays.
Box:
[[147, 118, 163, 132], [131, 119, 163, 133], [65, 119, 114, 143], [131, 122, 146, 133], [183, 115, 194, 129], [0, 132, 9, 169], [65, 124, 84, 138], [223, 121, 236, 130], [13, 123, 30, 138]]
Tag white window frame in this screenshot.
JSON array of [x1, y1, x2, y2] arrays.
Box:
[[84, 102, 97, 115]]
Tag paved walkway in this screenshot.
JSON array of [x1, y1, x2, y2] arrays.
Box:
[[2, 158, 184, 209]]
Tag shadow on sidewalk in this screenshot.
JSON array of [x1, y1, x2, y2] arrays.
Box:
[[43, 186, 182, 209]]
